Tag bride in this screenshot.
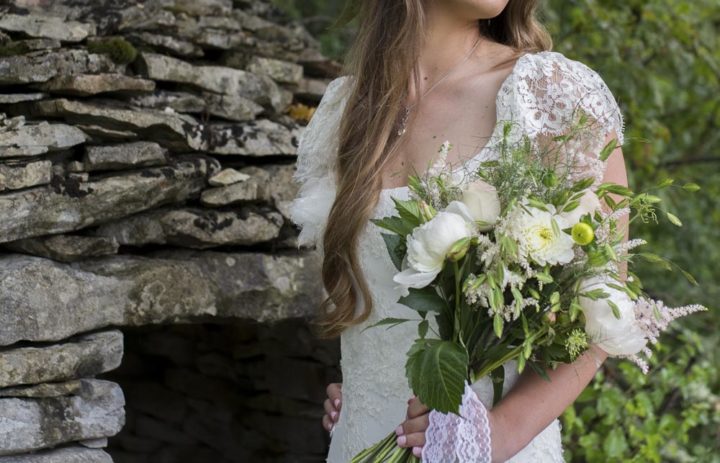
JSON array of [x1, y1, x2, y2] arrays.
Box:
[[290, 0, 627, 461]]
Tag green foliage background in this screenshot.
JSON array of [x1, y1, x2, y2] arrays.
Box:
[[273, 0, 720, 460]]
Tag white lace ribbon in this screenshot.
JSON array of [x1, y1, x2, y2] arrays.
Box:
[[421, 381, 492, 462]]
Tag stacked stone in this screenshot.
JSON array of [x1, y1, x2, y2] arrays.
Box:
[[0, 0, 336, 461]]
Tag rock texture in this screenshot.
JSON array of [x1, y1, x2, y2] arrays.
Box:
[[0, 0, 338, 460]]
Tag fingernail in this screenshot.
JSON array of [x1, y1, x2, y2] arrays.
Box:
[[330, 411, 337, 421], [334, 398, 341, 407], [396, 435, 407, 447], [395, 424, 404, 436], [413, 446, 422, 457]]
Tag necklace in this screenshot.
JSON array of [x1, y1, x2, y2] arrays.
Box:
[[396, 35, 483, 137]]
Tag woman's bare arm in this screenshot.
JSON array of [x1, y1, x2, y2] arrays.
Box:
[[474, 135, 628, 461]]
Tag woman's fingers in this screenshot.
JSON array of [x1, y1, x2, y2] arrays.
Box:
[[322, 414, 334, 432], [406, 396, 429, 419], [322, 382, 342, 432], [397, 414, 429, 435], [327, 382, 342, 411], [323, 398, 338, 422], [396, 431, 426, 448]]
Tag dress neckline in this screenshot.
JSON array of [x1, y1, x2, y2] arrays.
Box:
[[380, 51, 534, 193]]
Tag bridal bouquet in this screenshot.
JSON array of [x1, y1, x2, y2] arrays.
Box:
[[351, 117, 707, 462]]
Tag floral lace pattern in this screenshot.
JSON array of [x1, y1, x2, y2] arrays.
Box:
[[422, 381, 492, 463], [289, 50, 624, 463]]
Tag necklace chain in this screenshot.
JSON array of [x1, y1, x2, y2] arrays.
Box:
[[397, 35, 483, 137]]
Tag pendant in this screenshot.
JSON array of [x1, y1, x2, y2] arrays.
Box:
[[397, 106, 410, 136]]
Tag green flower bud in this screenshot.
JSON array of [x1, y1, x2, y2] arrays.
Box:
[[571, 222, 594, 245], [447, 236, 472, 262]]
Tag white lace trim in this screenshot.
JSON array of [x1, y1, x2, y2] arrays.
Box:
[[288, 51, 624, 463], [422, 381, 492, 463]]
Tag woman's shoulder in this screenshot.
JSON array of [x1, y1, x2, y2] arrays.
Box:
[[521, 50, 609, 85], [511, 50, 625, 144]]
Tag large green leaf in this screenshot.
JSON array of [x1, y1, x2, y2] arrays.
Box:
[[405, 339, 468, 414], [379, 233, 405, 271], [398, 286, 446, 313]]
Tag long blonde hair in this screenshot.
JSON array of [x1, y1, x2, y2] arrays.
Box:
[[314, 0, 552, 339]]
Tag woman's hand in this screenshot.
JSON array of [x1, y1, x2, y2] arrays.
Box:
[[396, 395, 502, 461], [323, 382, 342, 433], [394, 396, 430, 458]]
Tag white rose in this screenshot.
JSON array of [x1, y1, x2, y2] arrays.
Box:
[[393, 211, 474, 296], [506, 205, 575, 266], [559, 190, 601, 225], [578, 277, 647, 356], [457, 180, 501, 231]]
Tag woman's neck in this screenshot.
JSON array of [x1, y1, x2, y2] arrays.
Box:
[[416, 6, 491, 91]]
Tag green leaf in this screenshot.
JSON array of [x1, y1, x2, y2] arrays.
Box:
[[679, 267, 699, 286], [637, 252, 672, 271], [380, 233, 406, 271], [536, 272, 554, 284], [418, 319, 429, 339], [666, 211, 683, 227], [608, 300, 622, 319], [391, 198, 423, 227], [493, 312, 504, 338], [405, 339, 468, 414], [681, 182, 701, 192], [370, 216, 414, 237], [598, 183, 634, 197], [360, 317, 413, 333], [598, 137, 619, 161], [398, 286, 445, 313]]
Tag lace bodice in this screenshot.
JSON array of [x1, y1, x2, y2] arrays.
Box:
[[289, 50, 624, 462]]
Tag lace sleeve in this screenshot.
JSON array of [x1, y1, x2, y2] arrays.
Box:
[[288, 75, 352, 249], [507, 51, 625, 186]]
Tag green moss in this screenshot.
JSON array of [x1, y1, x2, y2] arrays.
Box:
[[0, 41, 31, 58], [87, 37, 137, 65]]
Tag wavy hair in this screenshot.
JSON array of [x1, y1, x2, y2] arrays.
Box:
[[313, 0, 552, 338]]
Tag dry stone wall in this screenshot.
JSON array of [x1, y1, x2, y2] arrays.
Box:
[[0, 0, 337, 460]]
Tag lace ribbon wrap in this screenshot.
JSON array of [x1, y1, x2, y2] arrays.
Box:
[[422, 381, 492, 463]]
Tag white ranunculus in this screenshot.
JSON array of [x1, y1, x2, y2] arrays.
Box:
[[393, 211, 474, 296], [559, 190, 601, 225], [579, 277, 647, 356], [506, 205, 575, 266], [459, 180, 501, 231]]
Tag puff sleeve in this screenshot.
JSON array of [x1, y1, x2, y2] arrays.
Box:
[[288, 76, 352, 249], [503, 51, 625, 185]]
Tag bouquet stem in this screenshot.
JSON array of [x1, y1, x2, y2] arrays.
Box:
[[350, 431, 420, 463]]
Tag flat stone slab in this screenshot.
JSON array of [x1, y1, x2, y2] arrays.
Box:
[[137, 52, 285, 112], [205, 119, 301, 156], [3, 234, 119, 263], [0, 330, 123, 388], [0, 446, 112, 463], [23, 99, 204, 151], [0, 156, 217, 244], [0, 160, 52, 192], [83, 141, 167, 171], [92, 206, 283, 249], [0, 380, 124, 456], [0, 50, 119, 85], [0, 250, 322, 345], [0, 121, 87, 157], [39, 74, 156, 96], [0, 14, 95, 43]]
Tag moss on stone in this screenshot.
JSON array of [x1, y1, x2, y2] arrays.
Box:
[[0, 41, 31, 57], [87, 37, 137, 65]]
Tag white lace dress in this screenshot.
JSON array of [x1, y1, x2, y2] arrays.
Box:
[[289, 50, 625, 462]]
